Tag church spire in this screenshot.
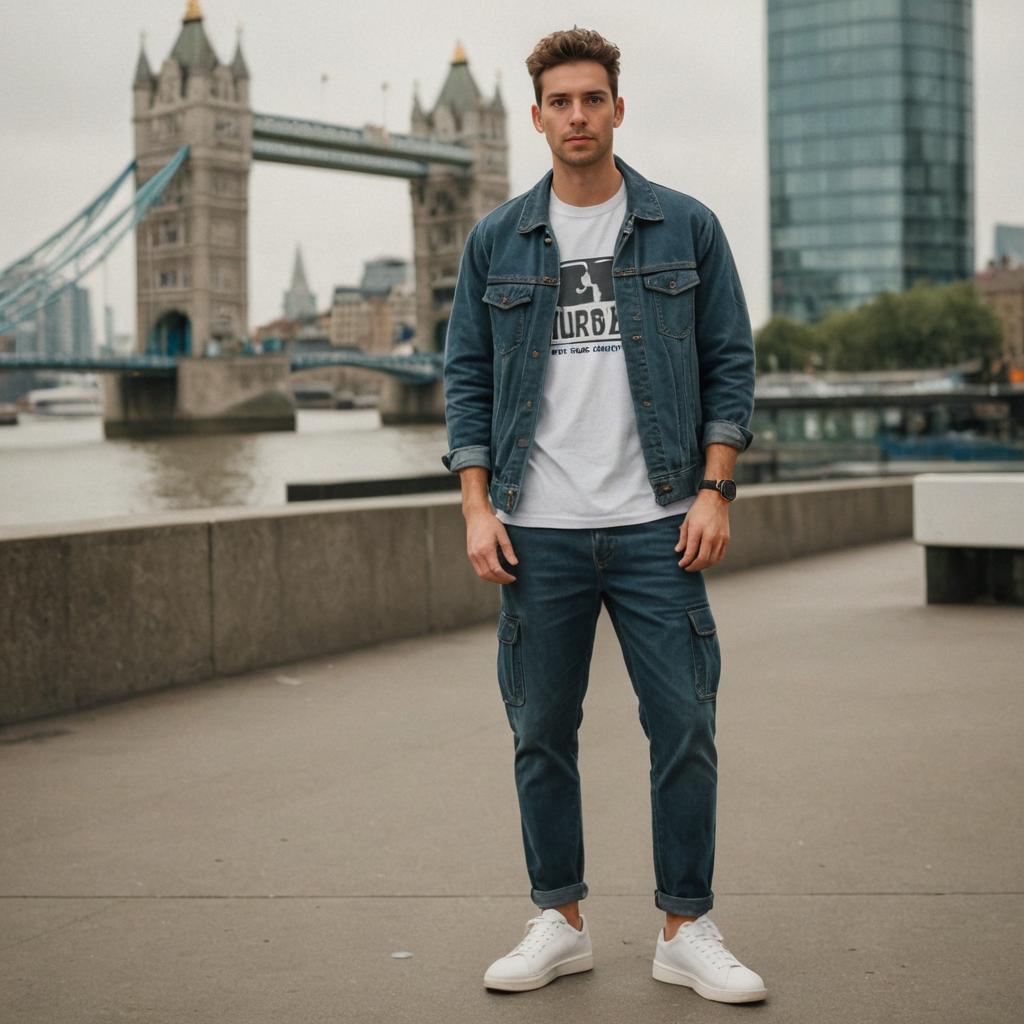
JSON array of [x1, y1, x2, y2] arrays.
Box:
[[291, 245, 311, 292], [283, 245, 316, 320], [183, 0, 203, 22]]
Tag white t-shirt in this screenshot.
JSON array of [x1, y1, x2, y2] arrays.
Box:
[[496, 178, 696, 529]]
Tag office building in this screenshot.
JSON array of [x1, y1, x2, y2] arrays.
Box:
[[768, 0, 974, 320], [993, 225, 1024, 267]]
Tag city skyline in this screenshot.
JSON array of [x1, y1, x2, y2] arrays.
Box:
[[2, 0, 1022, 346]]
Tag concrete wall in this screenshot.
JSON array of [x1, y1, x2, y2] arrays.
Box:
[[377, 376, 446, 424], [103, 356, 296, 437], [0, 477, 913, 725]]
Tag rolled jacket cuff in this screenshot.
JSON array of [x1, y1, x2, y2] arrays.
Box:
[[441, 444, 492, 473], [701, 418, 753, 453]]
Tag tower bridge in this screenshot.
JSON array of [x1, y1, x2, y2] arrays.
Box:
[[1, 1, 507, 435]]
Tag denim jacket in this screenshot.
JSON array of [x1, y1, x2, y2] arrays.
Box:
[[441, 153, 755, 515]]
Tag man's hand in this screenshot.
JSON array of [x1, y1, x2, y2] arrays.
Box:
[[457, 466, 518, 584], [466, 507, 519, 584], [675, 489, 730, 572], [674, 444, 738, 572]]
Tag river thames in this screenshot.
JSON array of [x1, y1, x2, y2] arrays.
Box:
[[0, 410, 449, 529]]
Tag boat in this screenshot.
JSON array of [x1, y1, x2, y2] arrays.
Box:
[[24, 381, 102, 416]]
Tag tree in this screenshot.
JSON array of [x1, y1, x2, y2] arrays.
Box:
[[758, 280, 1003, 372], [754, 315, 824, 373]]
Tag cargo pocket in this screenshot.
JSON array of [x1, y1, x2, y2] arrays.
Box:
[[496, 609, 526, 706], [686, 602, 721, 702]]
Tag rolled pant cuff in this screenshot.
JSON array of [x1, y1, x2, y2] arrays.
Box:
[[531, 882, 589, 909], [654, 889, 713, 916]]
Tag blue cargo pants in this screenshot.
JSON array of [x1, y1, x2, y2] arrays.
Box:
[[496, 510, 721, 917]]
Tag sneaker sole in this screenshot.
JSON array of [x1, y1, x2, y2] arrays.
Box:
[[484, 951, 594, 992], [652, 958, 767, 1003]]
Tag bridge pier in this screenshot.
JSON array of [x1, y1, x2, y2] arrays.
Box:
[[103, 355, 295, 437], [377, 375, 446, 425]]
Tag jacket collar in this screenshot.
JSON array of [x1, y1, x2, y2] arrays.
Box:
[[516, 153, 664, 233]]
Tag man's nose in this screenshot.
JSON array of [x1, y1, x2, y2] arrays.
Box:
[[569, 102, 588, 124]]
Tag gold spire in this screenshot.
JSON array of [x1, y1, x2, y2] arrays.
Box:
[[183, 0, 203, 22], [452, 40, 467, 64]]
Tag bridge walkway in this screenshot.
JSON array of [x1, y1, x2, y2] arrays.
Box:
[[1, 538, 1020, 1022]]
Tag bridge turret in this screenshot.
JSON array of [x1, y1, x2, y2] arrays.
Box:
[[132, 38, 155, 117], [230, 29, 250, 105], [408, 43, 509, 352], [133, 1, 252, 358], [410, 81, 428, 135]]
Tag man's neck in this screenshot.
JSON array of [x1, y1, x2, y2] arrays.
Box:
[[550, 156, 623, 207]]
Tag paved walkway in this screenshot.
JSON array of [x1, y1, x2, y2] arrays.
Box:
[[1, 538, 1021, 1023]]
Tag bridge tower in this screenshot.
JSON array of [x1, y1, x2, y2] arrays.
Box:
[[132, 0, 252, 356], [409, 43, 509, 353]]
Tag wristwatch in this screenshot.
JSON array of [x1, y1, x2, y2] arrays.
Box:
[[698, 478, 737, 502]]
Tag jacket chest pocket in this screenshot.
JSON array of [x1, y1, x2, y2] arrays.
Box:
[[482, 283, 537, 355], [641, 269, 700, 340]]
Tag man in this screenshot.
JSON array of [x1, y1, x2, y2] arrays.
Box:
[[440, 27, 766, 1004]]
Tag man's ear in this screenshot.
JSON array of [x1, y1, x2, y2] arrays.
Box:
[[613, 96, 625, 128], [531, 103, 543, 133]]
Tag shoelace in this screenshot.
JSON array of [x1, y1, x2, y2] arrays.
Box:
[[509, 915, 565, 958], [680, 917, 741, 970]]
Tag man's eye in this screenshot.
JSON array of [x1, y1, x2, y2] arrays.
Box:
[[588, 96, 603, 103]]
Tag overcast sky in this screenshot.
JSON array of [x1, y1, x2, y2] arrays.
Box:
[[2, 0, 1021, 343]]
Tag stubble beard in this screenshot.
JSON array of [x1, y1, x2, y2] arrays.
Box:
[[555, 133, 612, 170]]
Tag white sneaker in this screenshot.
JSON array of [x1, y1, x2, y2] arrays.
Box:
[[652, 913, 767, 1003], [483, 908, 594, 992]]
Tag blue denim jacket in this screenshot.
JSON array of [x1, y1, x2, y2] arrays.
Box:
[[441, 153, 755, 514]]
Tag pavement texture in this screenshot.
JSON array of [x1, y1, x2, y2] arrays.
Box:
[[1, 537, 1021, 1023]]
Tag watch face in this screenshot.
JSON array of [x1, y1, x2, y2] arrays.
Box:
[[720, 480, 737, 501]]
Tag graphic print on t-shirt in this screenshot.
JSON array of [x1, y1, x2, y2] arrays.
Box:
[[551, 257, 621, 355]]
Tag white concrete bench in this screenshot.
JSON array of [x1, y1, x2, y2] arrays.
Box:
[[912, 472, 1024, 604]]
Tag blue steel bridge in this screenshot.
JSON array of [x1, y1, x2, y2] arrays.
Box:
[[0, 350, 443, 385]]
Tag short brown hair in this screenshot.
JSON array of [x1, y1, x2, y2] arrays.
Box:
[[525, 28, 621, 105]]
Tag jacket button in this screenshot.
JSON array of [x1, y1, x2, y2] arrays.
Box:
[[658, 483, 673, 493], [642, 399, 652, 407], [631, 335, 642, 341], [668, 281, 677, 289], [543, 276, 556, 284], [525, 399, 533, 408], [531, 350, 540, 358], [500, 296, 509, 305], [544, 236, 552, 245]]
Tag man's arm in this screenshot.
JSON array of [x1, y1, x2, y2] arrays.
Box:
[[692, 211, 756, 457], [440, 223, 518, 585], [675, 211, 756, 572], [441, 223, 495, 475]]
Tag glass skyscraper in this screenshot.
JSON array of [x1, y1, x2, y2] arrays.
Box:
[[767, 0, 974, 321]]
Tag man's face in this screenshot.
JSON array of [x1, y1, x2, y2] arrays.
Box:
[[531, 60, 624, 170]]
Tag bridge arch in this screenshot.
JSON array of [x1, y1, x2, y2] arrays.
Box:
[[149, 310, 192, 357]]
